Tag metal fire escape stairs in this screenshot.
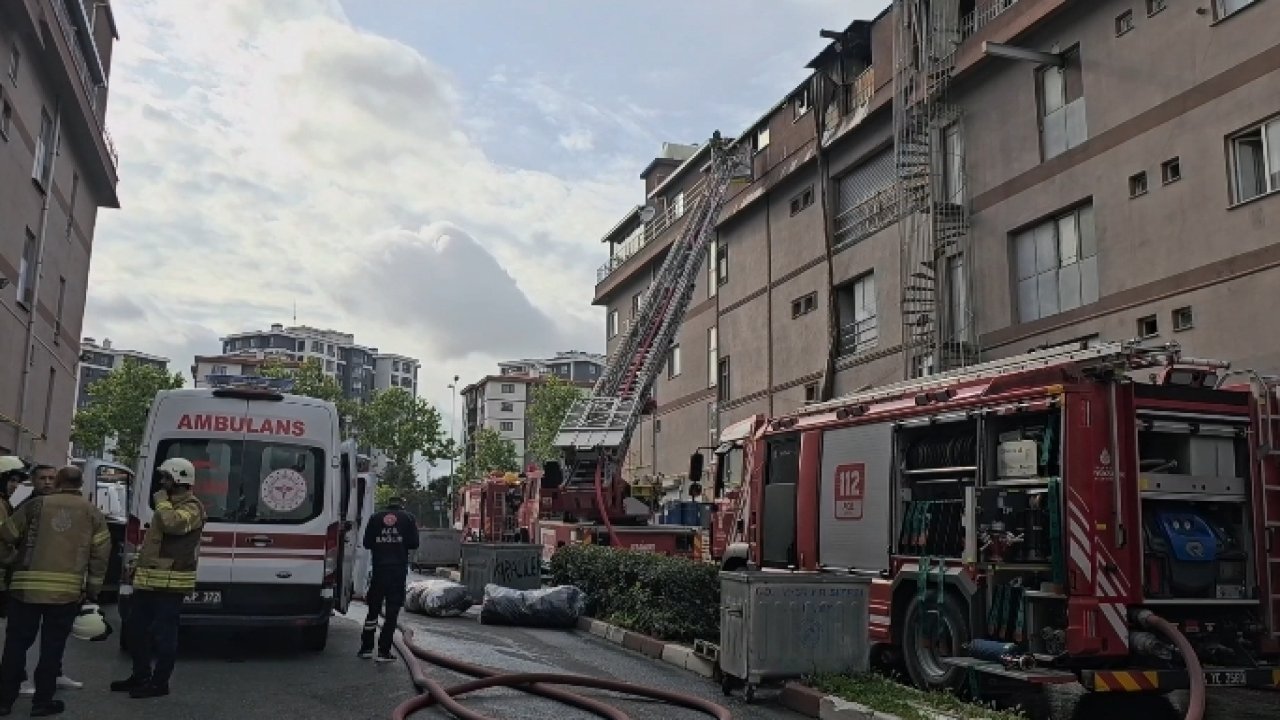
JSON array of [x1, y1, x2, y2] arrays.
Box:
[[894, 0, 977, 380], [552, 132, 753, 534]]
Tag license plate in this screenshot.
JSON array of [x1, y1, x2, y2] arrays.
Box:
[[1204, 670, 1248, 687], [183, 591, 222, 607]]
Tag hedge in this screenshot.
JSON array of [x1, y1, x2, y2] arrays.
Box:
[[549, 544, 720, 642]]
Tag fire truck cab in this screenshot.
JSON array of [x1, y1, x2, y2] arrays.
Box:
[[730, 341, 1280, 704]]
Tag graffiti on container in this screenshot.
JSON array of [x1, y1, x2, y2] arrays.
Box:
[[492, 554, 541, 585]]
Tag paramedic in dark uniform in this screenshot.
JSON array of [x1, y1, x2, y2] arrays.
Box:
[[358, 496, 418, 662]]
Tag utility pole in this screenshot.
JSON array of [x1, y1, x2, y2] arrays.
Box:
[[447, 374, 459, 483]]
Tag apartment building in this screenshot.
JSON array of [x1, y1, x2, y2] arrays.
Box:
[[594, 0, 1280, 485], [73, 336, 167, 459], [0, 1, 121, 463], [219, 323, 420, 401], [498, 350, 605, 384], [190, 354, 301, 388]]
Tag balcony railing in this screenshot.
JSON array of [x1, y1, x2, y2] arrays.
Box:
[[843, 66, 876, 113], [960, 0, 1022, 40], [597, 179, 709, 284], [49, 0, 117, 172], [838, 316, 879, 357], [833, 185, 901, 250]]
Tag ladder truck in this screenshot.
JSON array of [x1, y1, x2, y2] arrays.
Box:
[[538, 131, 753, 561]]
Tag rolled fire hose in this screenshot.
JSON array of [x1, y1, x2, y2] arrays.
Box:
[[390, 622, 734, 720], [1134, 610, 1205, 720]]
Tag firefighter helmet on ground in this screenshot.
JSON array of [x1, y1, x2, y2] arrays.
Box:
[[156, 458, 197, 486], [0, 456, 28, 480], [72, 604, 113, 641]]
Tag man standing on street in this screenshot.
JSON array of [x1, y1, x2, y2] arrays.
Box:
[[111, 458, 205, 700], [359, 495, 418, 662], [0, 466, 110, 717]]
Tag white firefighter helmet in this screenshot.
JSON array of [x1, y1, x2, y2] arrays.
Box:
[[71, 604, 112, 642], [156, 457, 197, 487], [0, 456, 28, 480]]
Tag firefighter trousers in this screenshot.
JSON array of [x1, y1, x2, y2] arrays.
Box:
[[127, 590, 183, 686], [362, 565, 407, 653], [0, 600, 78, 705]]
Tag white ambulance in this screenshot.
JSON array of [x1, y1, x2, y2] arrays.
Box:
[[120, 376, 366, 651]]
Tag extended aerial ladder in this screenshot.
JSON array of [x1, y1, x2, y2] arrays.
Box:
[[550, 131, 753, 539]]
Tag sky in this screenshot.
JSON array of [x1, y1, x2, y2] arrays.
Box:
[[85, 0, 885, 465]]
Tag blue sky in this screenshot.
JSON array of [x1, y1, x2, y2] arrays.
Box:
[[85, 0, 885, 449]]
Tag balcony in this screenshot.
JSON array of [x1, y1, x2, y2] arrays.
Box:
[[843, 66, 876, 113], [960, 0, 1024, 40], [833, 185, 901, 250], [838, 316, 879, 357], [596, 180, 709, 284], [48, 0, 117, 172]]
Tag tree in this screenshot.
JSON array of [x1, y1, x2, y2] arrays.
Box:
[[260, 358, 357, 435], [72, 359, 185, 467], [527, 375, 583, 464], [358, 387, 455, 477], [460, 427, 519, 483]]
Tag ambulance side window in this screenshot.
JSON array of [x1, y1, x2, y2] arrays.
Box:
[[156, 439, 237, 522]]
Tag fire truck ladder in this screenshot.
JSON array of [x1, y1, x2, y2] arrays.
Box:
[[788, 339, 1182, 420], [553, 132, 753, 535]]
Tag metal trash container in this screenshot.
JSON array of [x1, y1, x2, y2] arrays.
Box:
[[459, 543, 542, 601], [719, 571, 871, 702], [412, 529, 463, 569]]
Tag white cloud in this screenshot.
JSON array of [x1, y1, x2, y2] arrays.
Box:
[[89, 0, 636, 426]]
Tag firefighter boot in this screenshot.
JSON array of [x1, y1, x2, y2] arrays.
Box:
[[30, 699, 65, 717], [357, 622, 376, 659]]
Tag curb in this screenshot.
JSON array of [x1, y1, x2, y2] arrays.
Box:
[[574, 616, 716, 679]]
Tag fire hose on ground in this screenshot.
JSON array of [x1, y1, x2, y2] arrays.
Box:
[[389, 622, 734, 720], [1134, 609, 1206, 720]]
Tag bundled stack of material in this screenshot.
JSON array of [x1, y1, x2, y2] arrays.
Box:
[[403, 578, 473, 617], [478, 584, 586, 629]]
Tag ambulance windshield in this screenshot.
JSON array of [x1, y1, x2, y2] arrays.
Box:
[[154, 438, 326, 524]]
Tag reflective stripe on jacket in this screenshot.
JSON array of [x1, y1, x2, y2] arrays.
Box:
[[0, 490, 111, 604], [134, 490, 205, 593]]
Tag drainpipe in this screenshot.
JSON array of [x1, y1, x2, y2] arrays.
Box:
[[16, 98, 63, 459], [816, 61, 844, 402]]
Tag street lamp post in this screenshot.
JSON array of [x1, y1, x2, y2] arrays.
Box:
[[448, 375, 460, 482]]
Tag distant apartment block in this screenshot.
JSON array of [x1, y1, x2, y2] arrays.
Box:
[[190, 354, 301, 388], [498, 350, 605, 384], [0, 1, 122, 463], [73, 336, 168, 460], [593, 0, 1280, 487], [218, 323, 419, 402]]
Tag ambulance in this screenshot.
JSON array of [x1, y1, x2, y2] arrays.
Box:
[[119, 376, 366, 652]]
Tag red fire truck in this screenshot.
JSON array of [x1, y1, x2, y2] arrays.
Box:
[[719, 341, 1280, 709]]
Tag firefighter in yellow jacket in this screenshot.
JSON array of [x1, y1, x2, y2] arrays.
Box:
[[0, 456, 28, 619], [0, 466, 109, 717], [111, 457, 205, 700]]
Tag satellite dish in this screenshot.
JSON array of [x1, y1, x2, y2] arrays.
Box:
[[639, 205, 657, 223]]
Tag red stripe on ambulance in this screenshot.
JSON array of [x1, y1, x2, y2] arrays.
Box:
[[176, 413, 306, 437]]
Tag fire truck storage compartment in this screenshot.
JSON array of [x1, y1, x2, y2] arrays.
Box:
[[1135, 413, 1254, 601], [762, 434, 800, 567], [894, 417, 978, 561], [459, 543, 543, 602], [974, 409, 1063, 568], [719, 571, 870, 698], [820, 423, 892, 570]]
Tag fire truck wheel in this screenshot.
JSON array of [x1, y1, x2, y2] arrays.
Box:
[[901, 592, 969, 692]]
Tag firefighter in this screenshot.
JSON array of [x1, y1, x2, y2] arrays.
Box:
[[0, 466, 110, 717], [0, 457, 28, 620], [358, 495, 418, 662], [110, 458, 206, 700]]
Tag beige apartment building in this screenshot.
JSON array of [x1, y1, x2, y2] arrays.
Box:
[[0, 1, 120, 462], [594, 0, 1280, 487]]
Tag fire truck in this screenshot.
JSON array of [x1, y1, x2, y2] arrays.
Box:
[[718, 340, 1280, 709]]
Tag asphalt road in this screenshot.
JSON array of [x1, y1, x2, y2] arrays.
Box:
[[1043, 684, 1280, 720]]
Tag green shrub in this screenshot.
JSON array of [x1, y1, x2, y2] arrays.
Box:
[[550, 544, 720, 642]]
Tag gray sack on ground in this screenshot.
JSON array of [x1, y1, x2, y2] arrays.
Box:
[[478, 583, 586, 628], [403, 577, 473, 617]]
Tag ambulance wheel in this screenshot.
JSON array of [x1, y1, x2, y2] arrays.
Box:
[[301, 620, 329, 652], [901, 592, 969, 692]]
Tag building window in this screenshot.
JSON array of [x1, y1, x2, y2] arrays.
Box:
[[17, 228, 36, 307], [1013, 203, 1099, 323], [631, 291, 643, 319], [0, 94, 11, 141], [499, 421, 514, 432], [717, 357, 731, 403], [715, 241, 729, 286], [832, 148, 896, 248], [1115, 10, 1135, 36], [1129, 171, 1148, 198], [707, 326, 718, 387], [501, 383, 515, 394], [32, 108, 55, 188], [1162, 157, 1182, 185], [1229, 117, 1280, 204], [667, 344, 682, 379], [54, 277, 66, 339], [1137, 314, 1159, 338], [754, 127, 770, 153], [793, 84, 812, 120], [804, 382, 819, 403], [1147, 0, 1167, 15], [608, 309, 619, 338], [1173, 306, 1194, 331], [790, 186, 815, 216], [1215, 0, 1258, 20], [791, 292, 818, 318], [7, 43, 18, 83], [941, 123, 965, 204], [500, 401, 514, 412], [707, 242, 718, 297], [212, 365, 229, 375], [835, 273, 878, 356], [1037, 47, 1086, 160]]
